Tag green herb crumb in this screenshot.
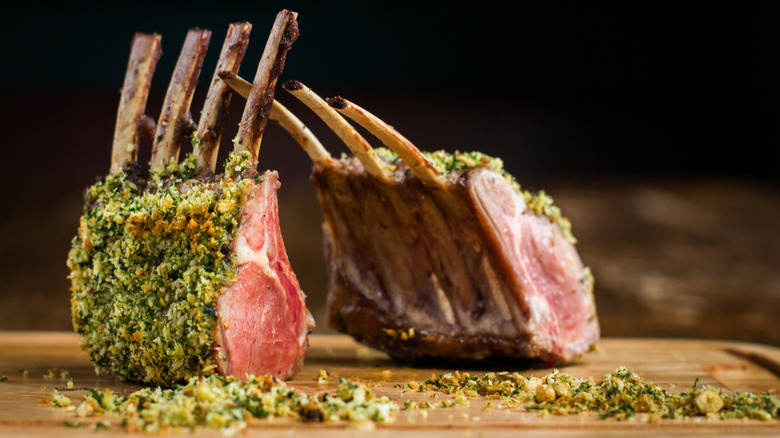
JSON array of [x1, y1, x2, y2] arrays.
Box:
[[52, 375, 399, 433], [93, 421, 112, 430], [413, 367, 779, 421], [49, 391, 73, 408], [62, 420, 84, 428], [317, 369, 330, 383]]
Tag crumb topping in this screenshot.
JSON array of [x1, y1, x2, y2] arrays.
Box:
[[67, 152, 257, 386]]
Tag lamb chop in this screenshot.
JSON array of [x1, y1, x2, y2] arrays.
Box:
[[67, 11, 314, 386], [221, 71, 599, 364]]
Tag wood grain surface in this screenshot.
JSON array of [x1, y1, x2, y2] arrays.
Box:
[[0, 332, 779, 436]]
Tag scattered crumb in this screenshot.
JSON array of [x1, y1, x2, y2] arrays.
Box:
[[49, 375, 399, 433], [316, 369, 329, 383], [399, 367, 779, 421], [62, 420, 84, 428]]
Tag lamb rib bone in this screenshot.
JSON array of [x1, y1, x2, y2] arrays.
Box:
[[223, 75, 442, 186], [234, 10, 298, 169], [110, 33, 162, 175], [282, 80, 389, 182], [149, 28, 211, 171], [194, 22, 253, 174], [326, 96, 445, 189], [218, 71, 331, 165]]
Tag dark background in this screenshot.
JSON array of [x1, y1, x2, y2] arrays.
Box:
[[1, 2, 778, 344]]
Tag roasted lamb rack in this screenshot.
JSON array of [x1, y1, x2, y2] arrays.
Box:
[[223, 72, 599, 364], [67, 11, 314, 386], [297, 83, 599, 364]]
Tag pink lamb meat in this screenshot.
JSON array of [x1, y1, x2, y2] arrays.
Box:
[[215, 172, 313, 379]]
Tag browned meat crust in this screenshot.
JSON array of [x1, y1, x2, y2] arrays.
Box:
[[313, 160, 579, 363]]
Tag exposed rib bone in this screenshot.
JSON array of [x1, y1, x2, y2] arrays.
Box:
[[234, 10, 298, 168], [149, 28, 212, 170], [110, 33, 162, 175], [282, 80, 388, 181], [217, 71, 251, 98], [219, 71, 331, 165], [327, 96, 445, 188], [194, 22, 252, 173]]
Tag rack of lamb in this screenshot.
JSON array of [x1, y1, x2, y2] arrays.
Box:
[[292, 83, 599, 364], [67, 10, 314, 386], [220, 71, 599, 364]]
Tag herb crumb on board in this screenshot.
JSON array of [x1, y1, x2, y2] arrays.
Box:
[[408, 367, 779, 421], [42, 366, 778, 433], [49, 374, 398, 433]]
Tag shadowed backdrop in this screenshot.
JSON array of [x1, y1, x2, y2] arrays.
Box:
[[1, 2, 778, 345]]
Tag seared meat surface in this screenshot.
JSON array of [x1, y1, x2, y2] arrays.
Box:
[[313, 155, 597, 364]]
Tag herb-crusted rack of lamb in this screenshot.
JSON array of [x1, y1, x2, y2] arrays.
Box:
[[219, 70, 599, 364], [67, 11, 314, 386]]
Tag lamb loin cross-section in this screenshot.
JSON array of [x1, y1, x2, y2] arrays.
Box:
[[215, 170, 311, 378], [67, 11, 313, 386]]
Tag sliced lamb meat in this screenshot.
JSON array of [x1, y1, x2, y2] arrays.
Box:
[[67, 11, 313, 386], [215, 171, 311, 379], [273, 83, 599, 364]]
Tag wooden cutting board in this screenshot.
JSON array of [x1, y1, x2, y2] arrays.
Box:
[[1, 331, 778, 436]]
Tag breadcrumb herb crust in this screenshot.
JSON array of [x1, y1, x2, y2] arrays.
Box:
[[67, 153, 255, 386]]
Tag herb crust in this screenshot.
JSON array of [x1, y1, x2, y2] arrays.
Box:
[[67, 153, 255, 386]]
